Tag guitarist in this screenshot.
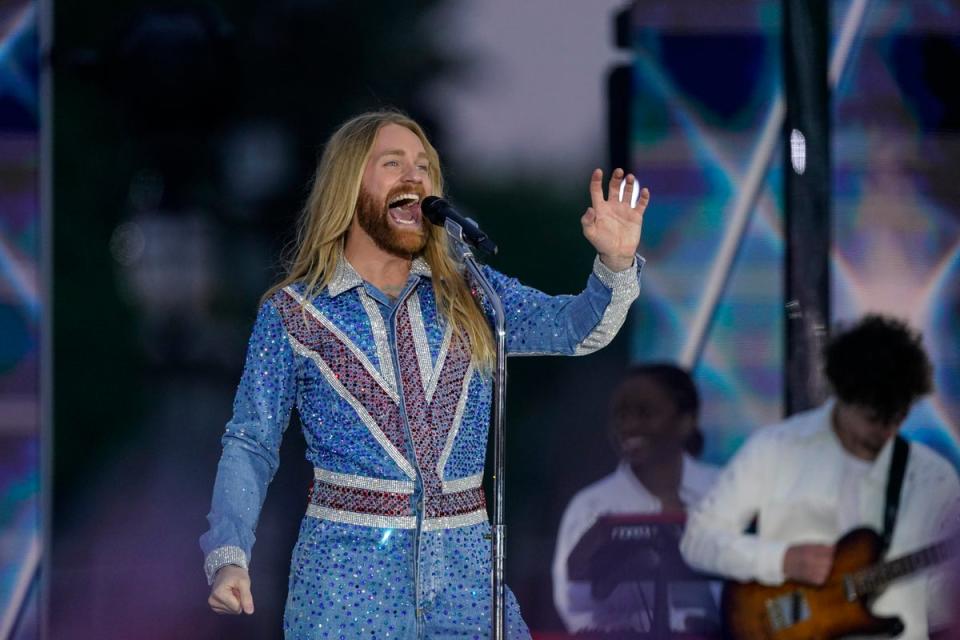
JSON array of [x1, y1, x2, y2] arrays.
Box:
[[680, 314, 960, 638]]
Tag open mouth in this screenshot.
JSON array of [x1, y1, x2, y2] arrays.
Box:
[[387, 192, 423, 227]]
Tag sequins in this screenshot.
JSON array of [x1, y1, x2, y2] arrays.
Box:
[[405, 293, 434, 394], [200, 299, 297, 582], [574, 255, 642, 355], [414, 526, 531, 636], [203, 545, 247, 585], [286, 333, 417, 481], [359, 289, 398, 395], [283, 519, 419, 637], [309, 476, 411, 517], [592, 253, 643, 295], [325, 254, 365, 297], [205, 253, 640, 638], [440, 472, 483, 495], [436, 365, 474, 482], [395, 303, 477, 519], [474, 256, 642, 357], [409, 257, 432, 278], [314, 467, 414, 495], [282, 287, 490, 527], [305, 504, 416, 530], [283, 521, 529, 638], [282, 286, 398, 402], [424, 325, 452, 404], [421, 509, 488, 532]]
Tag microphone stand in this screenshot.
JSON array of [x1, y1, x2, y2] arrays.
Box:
[[442, 218, 508, 640]]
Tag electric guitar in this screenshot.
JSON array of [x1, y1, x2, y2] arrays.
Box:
[[721, 527, 953, 639]]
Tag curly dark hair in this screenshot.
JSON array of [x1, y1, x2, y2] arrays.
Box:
[[824, 314, 933, 423], [624, 363, 704, 456]]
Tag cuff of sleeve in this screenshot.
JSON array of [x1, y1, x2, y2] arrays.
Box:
[[592, 254, 644, 294], [204, 545, 248, 585], [755, 539, 789, 586]]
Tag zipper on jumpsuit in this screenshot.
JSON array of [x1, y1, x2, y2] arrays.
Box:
[[388, 283, 428, 638]]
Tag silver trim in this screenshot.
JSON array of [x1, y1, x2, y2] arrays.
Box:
[[406, 293, 434, 393], [204, 545, 248, 585], [306, 504, 417, 529], [359, 289, 397, 395], [410, 256, 432, 277], [327, 255, 365, 297], [441, 472, 484, 494], [314, 467, 414, 494], [424, 323, 453, 403], [327, 254, 431, 296], [283, 286, 399, 403], [436, 364, 474, 480], [422, 508, 489, 531], [591, 254, 641, 293], [288, 335, 416, 480], [306, 504, 485, 531], [573, 256, 641, 355]]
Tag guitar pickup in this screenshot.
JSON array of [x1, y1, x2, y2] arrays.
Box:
[[765, 590, 811, 631], [843, 575, 858, 602]]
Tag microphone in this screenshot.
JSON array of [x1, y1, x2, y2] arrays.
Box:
[[421, 196, 498, 255]]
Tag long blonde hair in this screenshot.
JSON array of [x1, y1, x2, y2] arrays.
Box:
[[265, 110, 495, 371]]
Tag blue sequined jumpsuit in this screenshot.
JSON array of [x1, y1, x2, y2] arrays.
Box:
[[200, 255, 642, 638]]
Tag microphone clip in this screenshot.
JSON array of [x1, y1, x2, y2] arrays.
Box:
[[421, 196, 499, 256]]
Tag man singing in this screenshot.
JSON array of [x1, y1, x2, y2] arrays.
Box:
[[200, 110, 649, 638]]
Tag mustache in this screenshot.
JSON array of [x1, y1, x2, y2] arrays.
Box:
[[384, 184, 428, 206]]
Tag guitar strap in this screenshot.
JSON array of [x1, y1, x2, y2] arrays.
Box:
[[881, 434, 910, 551]]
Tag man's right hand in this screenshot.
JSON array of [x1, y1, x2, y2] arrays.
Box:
[[208, 565, 255, 615], [783, 543, 835, 585]]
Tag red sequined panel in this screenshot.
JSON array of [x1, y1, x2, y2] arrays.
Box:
[[274, 290, 408, 460], [276, 288, 483, 522], [395, 303, 481, 519], [308, 479, 413, 517]]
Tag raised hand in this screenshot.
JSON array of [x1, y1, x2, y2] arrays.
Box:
[[581, 168, 650, 272]]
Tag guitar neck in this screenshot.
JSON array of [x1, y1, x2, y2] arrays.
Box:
[[852, 539, 952, 596]]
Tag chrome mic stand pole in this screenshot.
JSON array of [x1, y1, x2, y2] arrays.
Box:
[[443, 219, 508, 640]]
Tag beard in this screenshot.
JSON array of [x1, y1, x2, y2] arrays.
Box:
[[354, 186, 428, 259]]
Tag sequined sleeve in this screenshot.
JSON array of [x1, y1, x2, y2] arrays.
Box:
[[199, 297, 298, 584], [479, 255, 643, 357]]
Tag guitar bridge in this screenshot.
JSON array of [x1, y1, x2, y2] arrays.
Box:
[[843, 575, 858, 602], [765, 590, 811, 632]]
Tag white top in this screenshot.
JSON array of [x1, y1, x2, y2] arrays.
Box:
[[552, 454, 720, 632], [837, 450, 873, 535], [680, 400, 960, 639]]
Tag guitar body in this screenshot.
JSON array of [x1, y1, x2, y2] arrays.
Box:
[[722, 528, 906, 639]]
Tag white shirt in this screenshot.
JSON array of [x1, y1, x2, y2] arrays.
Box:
[[552, 454, 720, 632], [837, 450, 873, 534], [680, 400, 960, 639]]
